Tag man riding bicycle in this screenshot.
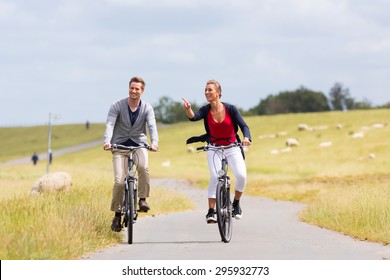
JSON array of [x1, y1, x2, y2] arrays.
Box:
[[104, 76, 159, 232]]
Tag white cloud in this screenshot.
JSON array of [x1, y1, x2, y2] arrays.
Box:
[[0, 0, 389, 126]]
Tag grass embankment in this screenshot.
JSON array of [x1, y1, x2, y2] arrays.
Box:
[[1, 109, 389, 259], [0, 123, 105, 162], [150, 109, 390, 244], [0, 125, 195, 259]]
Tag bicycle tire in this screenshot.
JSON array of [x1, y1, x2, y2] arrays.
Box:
[[123, 184, 129, 228], [127, 178, 135, 244], [216, 179, 233, 243]]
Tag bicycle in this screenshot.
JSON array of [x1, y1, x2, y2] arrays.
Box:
[[106, 143, 152, 244], [197, 142, 242, 243]]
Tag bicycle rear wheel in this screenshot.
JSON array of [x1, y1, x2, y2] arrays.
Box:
[[127, 179, 135, 244], [216, 180, 233, 243]]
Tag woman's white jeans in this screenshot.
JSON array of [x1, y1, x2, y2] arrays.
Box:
[[207, 146, 247, 199]]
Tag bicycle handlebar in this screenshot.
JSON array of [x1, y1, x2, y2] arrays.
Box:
[[105, 143, 154, 151], [196, 142, 242, 152]]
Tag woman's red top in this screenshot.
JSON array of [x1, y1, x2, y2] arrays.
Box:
[[207, 109, 237, 146]]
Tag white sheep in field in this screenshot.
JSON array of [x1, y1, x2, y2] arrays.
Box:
[[311, 125, 328, 131], [297, 124, 312, 131], [352, 132, 365, 139], [358, 153, 376, 160], [258, 134, 276, 140], [280, 147, 292, 153], [276, 131, 288, 137], [319, 141, 332, 147], [31, 172, 72, 195], [372, 123, 387, 129], [285, 138, 300, 147]]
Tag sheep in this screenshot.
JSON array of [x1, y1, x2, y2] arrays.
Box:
[[259, 132, 288, 140], [312, 125, 328, 131], [276, 131, 288, 137], [31, 172, 72, 195], [319, 141, 332, 147], [258, 134, 276, 140], [372, 123, 387, 129], [161, 160, 171, 167], [297, 124, 310, 131], [352, 132, 364, 139], [358, 153, 376, 160], [285, 138, 300, 147], [280, 147, 292, 153]]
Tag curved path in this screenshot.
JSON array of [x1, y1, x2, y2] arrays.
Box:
[[0, 140, 102, 166], [83, 178, 390, 260]]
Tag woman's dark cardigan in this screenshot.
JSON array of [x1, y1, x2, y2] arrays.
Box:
[[186, 103, 252, 157]]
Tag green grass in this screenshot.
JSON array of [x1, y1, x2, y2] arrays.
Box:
[[0, 123, 105, 162], [301, 175, 390, 244], [0, 145, 195, 259], [1, 109, 390, 258]]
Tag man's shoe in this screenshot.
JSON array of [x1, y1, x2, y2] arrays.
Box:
[[206, 208, 217, 224], [232, 200, 243, 220], [139, 199, 150, 212], [111, 216, 122, 232]]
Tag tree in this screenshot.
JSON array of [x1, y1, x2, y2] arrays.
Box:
[[354, 98, 372, 110], [378, 102, 390, 109], [246, 86, 329, 115], [153, 96, 199, 124], [328, 82, 354, 111]]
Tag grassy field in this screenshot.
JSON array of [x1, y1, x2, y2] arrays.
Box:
[[0, 123, 105, 162], [1, 109, 389, 258]]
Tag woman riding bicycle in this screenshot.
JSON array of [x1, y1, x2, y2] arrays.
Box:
[[182, 80, 251, 223]]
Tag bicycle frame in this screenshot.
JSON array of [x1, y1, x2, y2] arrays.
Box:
[[110, 143, 151, 244], [197, 142, 240, 243]]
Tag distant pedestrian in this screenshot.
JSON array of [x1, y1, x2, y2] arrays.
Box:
[[31, 152, 39, 165], [86, 121, 90, 130], [49, 150, 53, 164]]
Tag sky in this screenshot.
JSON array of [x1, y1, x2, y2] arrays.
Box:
[[1, 0, 389, 126]]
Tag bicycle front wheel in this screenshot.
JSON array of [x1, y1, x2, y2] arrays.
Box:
[[127, 179, 135, 244], [216, 180, 233, 243]]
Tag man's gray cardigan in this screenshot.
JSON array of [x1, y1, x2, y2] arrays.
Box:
[[104, 98, 159, 146]]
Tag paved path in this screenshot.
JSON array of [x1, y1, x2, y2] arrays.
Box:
[[83, 178, 390, 260], [0, 140, 102, 166]]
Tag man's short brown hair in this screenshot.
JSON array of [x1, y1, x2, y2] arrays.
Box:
[[129, 76, 145, 89]]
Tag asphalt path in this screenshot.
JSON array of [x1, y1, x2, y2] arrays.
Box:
[[83, 178, 390, 260], [0, 140, 102, 166]]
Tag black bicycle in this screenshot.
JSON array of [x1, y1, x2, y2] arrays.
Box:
[[197, 142, 241, 243], [108, 143, 152, 244]]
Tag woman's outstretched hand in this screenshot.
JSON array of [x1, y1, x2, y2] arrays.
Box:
[[182, 97, 191, 110]]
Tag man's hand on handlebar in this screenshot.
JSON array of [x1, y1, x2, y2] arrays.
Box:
[[103, 142, 158, 152]]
